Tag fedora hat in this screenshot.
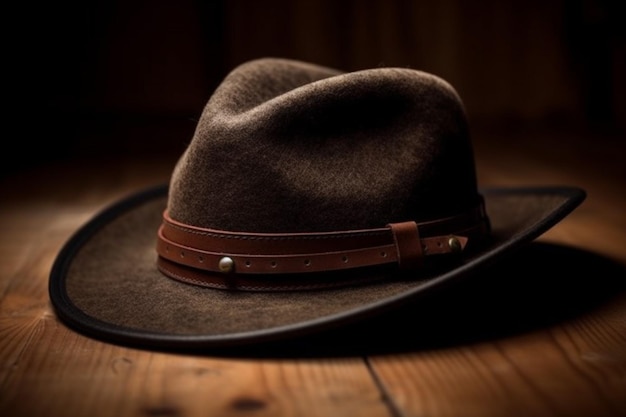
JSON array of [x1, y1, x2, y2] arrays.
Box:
[[49, 57, 585, 349]]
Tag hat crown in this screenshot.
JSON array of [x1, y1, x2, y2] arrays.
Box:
[[167, 58, 480, 233]]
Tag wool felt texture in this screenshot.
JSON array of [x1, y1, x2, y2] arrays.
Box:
[[49, 58, 586, 349], [168, 58, 479, 232]]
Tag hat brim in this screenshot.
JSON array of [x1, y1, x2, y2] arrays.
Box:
[[49, 185, 585, 350]]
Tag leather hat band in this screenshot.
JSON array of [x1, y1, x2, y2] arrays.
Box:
[[156, 199, 490, 289]]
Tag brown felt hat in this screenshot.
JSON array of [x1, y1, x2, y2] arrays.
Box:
[[49, 57, 585, 349]]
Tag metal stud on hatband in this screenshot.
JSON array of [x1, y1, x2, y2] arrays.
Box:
[[448, 236, 462, 253], [218, 256, 235, 273]]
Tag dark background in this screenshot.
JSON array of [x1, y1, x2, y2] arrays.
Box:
[[6, 0, 625, 176]]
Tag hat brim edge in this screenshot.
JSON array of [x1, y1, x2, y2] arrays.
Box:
[[48, 185, 586, 351]]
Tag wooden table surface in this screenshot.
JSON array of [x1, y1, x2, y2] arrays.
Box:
[[1, 125, 625, 417]]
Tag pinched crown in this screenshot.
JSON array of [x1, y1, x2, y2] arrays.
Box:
[[167, 58, 480, 233]]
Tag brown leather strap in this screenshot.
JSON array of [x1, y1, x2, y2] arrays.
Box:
[[156, 200, 488, 280], [156, 225, 469, 274]]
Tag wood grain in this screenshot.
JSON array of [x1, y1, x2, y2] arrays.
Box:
[[2, 321, 389, 417], [369, 295, 626, 417], [1, 129, 625, 417]]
